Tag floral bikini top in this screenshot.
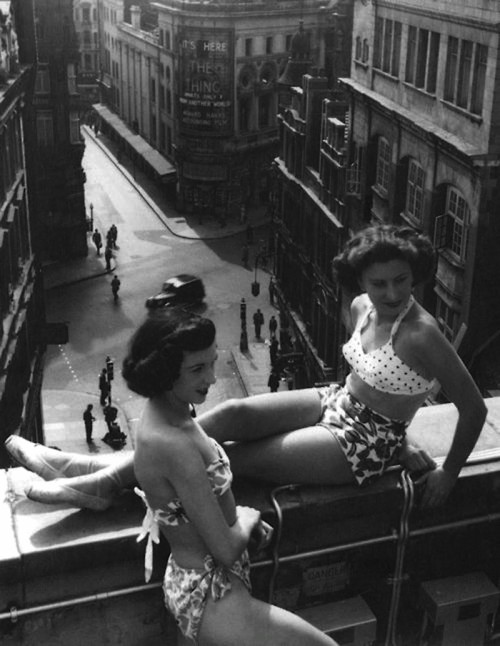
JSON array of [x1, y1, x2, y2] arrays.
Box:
[[135, 438, 232, 581], [342, 295, 436, 396]]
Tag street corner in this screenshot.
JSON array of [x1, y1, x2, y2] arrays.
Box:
[[43, 250, 110, 289]]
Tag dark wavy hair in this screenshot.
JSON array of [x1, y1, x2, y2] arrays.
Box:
[[122, 308, 216, 398], [332, 224, 436, 292]]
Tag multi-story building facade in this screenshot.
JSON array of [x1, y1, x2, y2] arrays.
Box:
[[271, 1, 353, 386], [339, 0, 500, 392], [97, 0, 330, 217], [29, 0, 88, 260], [0, 1, 46, 467], [73, 0, 100, 110]]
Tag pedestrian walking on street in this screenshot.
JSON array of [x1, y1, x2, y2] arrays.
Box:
[[99, 369, 111, 406], [242, 244, 249, 269], [269, 315, 278, 339], [103, 403, 118, 432], [269, 337, 279, 367], [83, 404, 96, 443], [106, 356, 114, 382], [92, 228, 102, 256], [111, 275, 121, 302], [104, 245, 113, 271], [269, 277, 276, 305], [253, 308, 264, 339], [268, 370, 280, 393], [110, 224, 118, 248]]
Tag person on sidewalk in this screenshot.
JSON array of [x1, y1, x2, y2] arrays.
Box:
[[269, 315, 278, 339], [92, 228, 102, 256], [83, 404, 96, 443], [105, 356, 114, 382], [5, 225, 487, 513], [111, 275, 121, 302], [269, 337, 279, 367], [253, 308, 264, 339], [241, 243, 249, 269], [269, 277, 276, 305], [110, 224, 118, 248], [104, 245, 113, 271], [103, 403, 118, 432], [98, 369, 111, 406], [268, 370, 280, 393]]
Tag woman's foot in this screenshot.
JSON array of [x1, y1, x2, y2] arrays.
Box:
[[5, 436, 110, 480], [25, 475, 116, 511]]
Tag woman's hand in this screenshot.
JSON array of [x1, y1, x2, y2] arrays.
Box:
[[399, 443, 436, 472], [249, 520, 274, 552], [236, 505, 262, 532], [414, 466, 457, 508]]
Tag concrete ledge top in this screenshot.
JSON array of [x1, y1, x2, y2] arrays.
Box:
[[3, 398, 500, 608]]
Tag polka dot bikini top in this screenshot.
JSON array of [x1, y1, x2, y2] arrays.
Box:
[[342, 295, 436, 396]]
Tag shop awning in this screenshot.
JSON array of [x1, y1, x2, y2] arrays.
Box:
[[92, 103, 176, 182]]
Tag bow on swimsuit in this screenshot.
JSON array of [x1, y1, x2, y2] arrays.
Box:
[[135, 438, 251, 643]]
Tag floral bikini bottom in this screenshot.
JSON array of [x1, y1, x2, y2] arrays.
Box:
[[317, 383, 409, 485], [163, 551, 251, 643]]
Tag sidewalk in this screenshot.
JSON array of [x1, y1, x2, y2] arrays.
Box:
[[43, 125, 270, 290]]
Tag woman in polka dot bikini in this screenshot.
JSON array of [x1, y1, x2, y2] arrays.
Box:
[[7, 225, 486, 510]]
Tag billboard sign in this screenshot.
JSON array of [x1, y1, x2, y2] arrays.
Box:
[[178, 28, 233, 135]]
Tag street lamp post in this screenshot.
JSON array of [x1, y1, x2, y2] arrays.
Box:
[[240, 298, 248, 352]]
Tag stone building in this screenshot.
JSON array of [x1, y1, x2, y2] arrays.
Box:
[[0, 1, 45, 467], [95, 0, 331, 218], [271, 1, 353, 386], [73, 0, 100, 109], [28, 0, 88, 261], [339, 0, 500, 393]]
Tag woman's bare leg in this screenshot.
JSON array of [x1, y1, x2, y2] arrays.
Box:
[[199, 577, 337, 646], [25, 458, 137, 510], [197, 389, 323, 444], [226, 425, 355, 485]]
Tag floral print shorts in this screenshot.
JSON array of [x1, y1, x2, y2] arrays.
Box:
[[163, 551, 251, 643], [317, 384, 409, 486]]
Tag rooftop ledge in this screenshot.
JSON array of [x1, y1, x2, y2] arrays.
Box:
[[2, 398, 500, 643]]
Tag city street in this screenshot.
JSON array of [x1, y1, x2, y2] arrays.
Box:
[[41, 128, 278, 449]]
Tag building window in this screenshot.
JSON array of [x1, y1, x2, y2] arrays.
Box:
[[434, 186, 470, 262], [259, 94, 271, 128], [82, 7, 90, 22], [375, 137, 391, 193], [167, 126, 172, 155], [67, 64, 77, 94], [286, 34, 292, 52], [239, 96, 251, 132], [151, 78, 156, 103], [36, 112, 54, 147], [165, 31, 171, 50], [405, 160, 425, 223], [245, 38, 253, 57], [69, 113, 80, 144], [436, 298, 459, 341], [374, 18, 401, 76], [35, 68, 50, 94], [406, 27, 440, 93], [444, 38, 487, 115], [266, 36, 273, 55], [160, 121, 166, 151], [166, 88, 171, 114], [346, 144, 364, 197]]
